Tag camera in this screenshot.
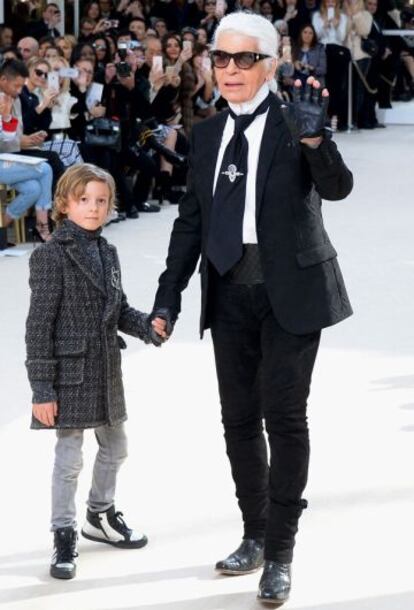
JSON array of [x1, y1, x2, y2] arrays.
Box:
[[116, 42, 132, 77]]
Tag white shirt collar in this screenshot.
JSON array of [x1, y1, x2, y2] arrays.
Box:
[[228, 83, 270, 116]]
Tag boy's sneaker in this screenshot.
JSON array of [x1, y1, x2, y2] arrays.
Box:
[[50, 527, 78, 580], [81, 506, 148, 549]]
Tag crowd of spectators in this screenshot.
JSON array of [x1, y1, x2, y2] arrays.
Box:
[[0, 0, 413, 242]]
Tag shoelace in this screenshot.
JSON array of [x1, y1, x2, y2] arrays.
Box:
[[110, 511, 132, 536]]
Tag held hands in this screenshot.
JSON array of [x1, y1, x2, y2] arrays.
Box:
[[33, 401, 58, 427], [149, 308, 174, 347], [291, 77, 329, 145]]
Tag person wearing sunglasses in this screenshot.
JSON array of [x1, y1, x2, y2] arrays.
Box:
[[151, 11, 353, 605], [20, 58, 58, 136]]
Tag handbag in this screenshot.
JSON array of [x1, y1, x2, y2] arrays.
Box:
[[84, 117, 121, 152], [42, 134, 83, 167], [361, 37, 379, 57]]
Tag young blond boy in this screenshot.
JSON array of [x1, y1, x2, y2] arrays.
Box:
[[25, 164, 166, 579]]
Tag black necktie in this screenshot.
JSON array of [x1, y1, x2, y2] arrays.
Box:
[[206, 93, 271, 276]]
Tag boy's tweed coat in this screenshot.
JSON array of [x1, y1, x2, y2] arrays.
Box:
[[26, 221, 150, 430]]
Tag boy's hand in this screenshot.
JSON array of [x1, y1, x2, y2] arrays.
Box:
[[152, 317, 168, 338], [149, 308, 174, 346], [32, 401, 58, 427]]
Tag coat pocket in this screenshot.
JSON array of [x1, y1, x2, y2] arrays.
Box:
[[296, 243, 337, 268], [54, 338, 87, 386]]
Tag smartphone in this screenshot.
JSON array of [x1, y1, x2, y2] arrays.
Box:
[[47, 71, 59, 90], [216, 0, 225, 12], [327, 6, 335, 19], [183, 40, 192, 52], [59, 67, 79, 79], [202, 56, 212, 71], [152, 55, 163, 71], [165, 65, 175, 78]]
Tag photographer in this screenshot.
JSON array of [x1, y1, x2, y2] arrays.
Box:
[[106, 40, 177, 210]]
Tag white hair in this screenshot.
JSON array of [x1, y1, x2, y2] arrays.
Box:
[[212, 12, 279, 59]]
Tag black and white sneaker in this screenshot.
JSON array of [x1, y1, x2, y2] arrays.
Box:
[[81, 506, 148, 549], [50, 527, 78, 580]]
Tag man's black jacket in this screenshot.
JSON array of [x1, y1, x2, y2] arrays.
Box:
[[154, 94, 353, 336]]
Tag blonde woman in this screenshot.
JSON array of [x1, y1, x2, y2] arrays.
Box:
[[20, 57, 57, 136], [56, 35, 77, 62], [344, 0, 373, 127], [312, 0, 350, 130], [41, 56, 83, 167]]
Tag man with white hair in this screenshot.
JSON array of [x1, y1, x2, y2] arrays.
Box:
[[17, 37, 40, 63], [151, 12, 353, 605]]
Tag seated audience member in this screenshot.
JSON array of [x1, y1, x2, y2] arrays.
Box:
[[260, 0, 276, 21], [20, 58, 57, 136], [199, 0, 223, 41], [197, 26, 209, 45], [190, 43, 216, 120], [162, 32, 194, 134], [0, 26, 14, 48], [128, 18, 147, 43], [313, 0, 350, 129], [39, 57, 83, 167], [38, 36, 56, 58], [0, 60, 53, 242], [84, 1, 102, 22], [293, 23, 327, 86], [154, 19, 169, 39], [56, 35, 77, 61], [28, 3, 61, 40], [44, 45, 64, 62], [17, 37, 39, 63], [79, 18, 99, 42]]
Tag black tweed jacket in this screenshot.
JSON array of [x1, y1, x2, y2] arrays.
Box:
[[25, 221, 151, 430]]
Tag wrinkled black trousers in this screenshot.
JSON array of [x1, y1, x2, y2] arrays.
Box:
[[210, 276, 320, 563]]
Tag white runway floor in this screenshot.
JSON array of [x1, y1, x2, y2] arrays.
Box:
[[1, 126, 414, 609]]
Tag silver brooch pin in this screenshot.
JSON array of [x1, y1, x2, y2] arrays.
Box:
[[221, 164, 244, 183], [111, 267, 121, 290]]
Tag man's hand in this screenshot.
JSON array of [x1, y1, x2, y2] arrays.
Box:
[[291, 76, 329, 144], [149, 308, 174, 347], [33, 401, 58, 427]]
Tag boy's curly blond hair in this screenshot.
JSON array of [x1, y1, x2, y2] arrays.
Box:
[[52, 164, 116, 226]]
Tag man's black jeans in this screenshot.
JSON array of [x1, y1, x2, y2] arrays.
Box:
[[210, 275, 320, 563]]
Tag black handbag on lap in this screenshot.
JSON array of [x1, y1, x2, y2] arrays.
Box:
[[84, 118, 121, 151], [361, 37, 379, 57]]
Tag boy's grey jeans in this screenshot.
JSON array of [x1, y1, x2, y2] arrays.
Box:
[[51, 424, 127, 531]]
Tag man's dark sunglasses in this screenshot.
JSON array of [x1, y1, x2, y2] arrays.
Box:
[[210, 50, 271, 69], [34, 68, 48, 78]]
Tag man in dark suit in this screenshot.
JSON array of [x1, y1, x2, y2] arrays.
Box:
[[151, 11, 353, 605], [28, 2, 61, 41]]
